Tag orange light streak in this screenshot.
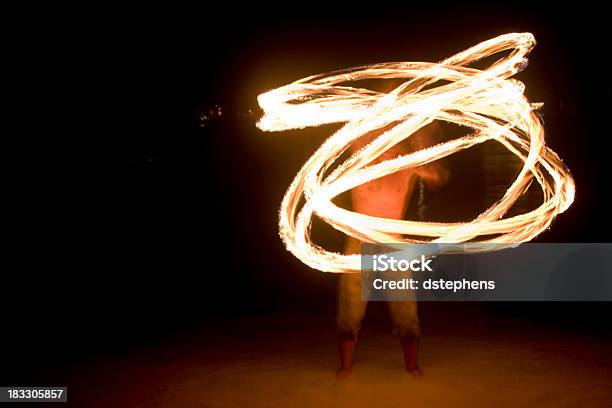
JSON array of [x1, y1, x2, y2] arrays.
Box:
[[257, 33, 575, 272]]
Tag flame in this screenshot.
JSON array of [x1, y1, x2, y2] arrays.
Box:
[[257, 33, 575, 272]]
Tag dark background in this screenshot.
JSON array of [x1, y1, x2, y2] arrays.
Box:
[[5, 3, 611, 384]]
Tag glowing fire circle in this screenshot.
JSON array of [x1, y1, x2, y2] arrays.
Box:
[[257, 33, 575, 272]]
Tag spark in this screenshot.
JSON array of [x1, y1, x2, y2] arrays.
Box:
[[257, 33, 575, 272]]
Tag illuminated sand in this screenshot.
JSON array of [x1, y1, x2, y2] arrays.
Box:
[[65, 306, 612, 407], [257, 33, 575, 272]]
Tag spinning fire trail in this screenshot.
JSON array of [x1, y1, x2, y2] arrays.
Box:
[[256, 33, 575, 273]]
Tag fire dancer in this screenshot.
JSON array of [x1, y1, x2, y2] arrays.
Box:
[[336, 107, 448, 379]]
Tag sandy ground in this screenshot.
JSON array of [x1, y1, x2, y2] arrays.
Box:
[[62, 304, 612, 407]]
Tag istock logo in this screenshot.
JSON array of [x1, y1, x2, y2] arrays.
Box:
[[372, 254, 434, 272]]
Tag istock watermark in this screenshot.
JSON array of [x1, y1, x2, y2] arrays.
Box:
[[361, 243, 612, 301], [372, 254, 434, 272]]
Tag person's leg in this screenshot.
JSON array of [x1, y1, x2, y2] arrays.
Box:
[[337, 123, 445, 376], [388, 301, 422, 376], [335, 237, 367, 378], [337, 333, 357, 378]]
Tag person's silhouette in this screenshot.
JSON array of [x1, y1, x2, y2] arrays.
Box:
[[336, 105, 448, 378]]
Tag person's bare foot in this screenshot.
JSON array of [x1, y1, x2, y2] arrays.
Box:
[[336, 367, 352, 380], [406, 366, 424, 377]]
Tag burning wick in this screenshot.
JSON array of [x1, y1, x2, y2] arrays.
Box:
[[256, 33, 575, 273]]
